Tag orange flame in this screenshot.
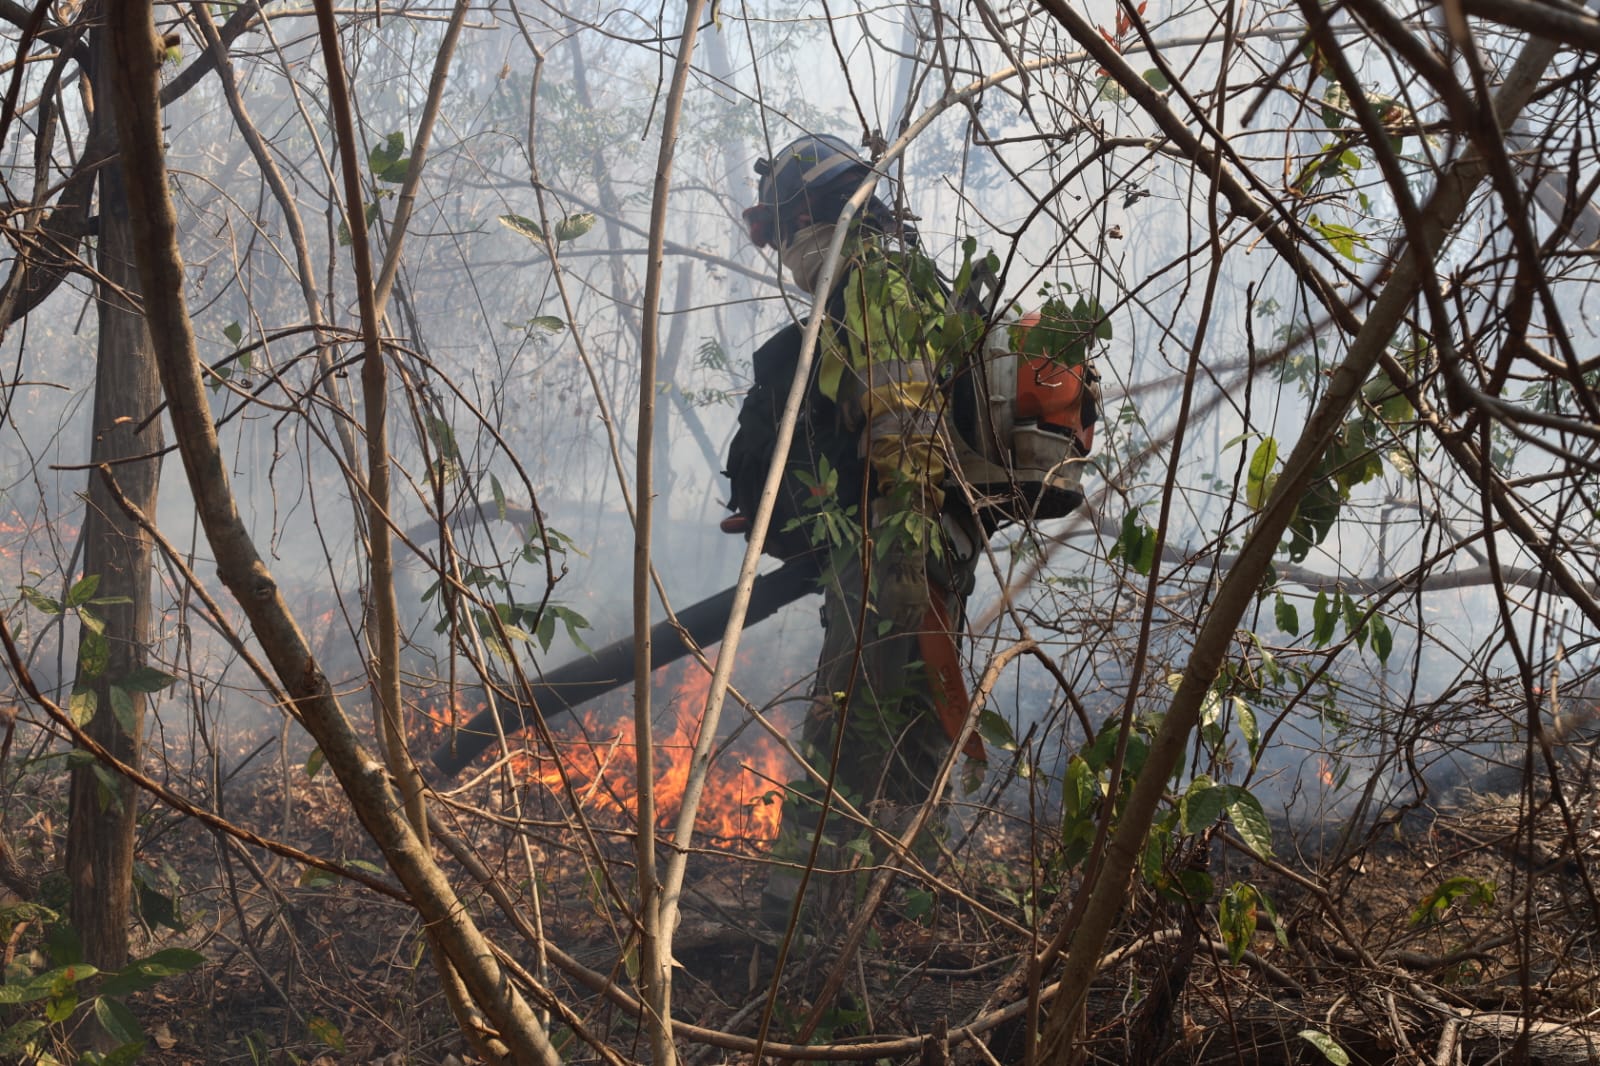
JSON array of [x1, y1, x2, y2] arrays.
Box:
[[0, 509, 81, 567], [425, 661, 794, 852]]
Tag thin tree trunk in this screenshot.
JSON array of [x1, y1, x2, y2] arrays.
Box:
[[103, 6, 561, 1064], [1025, 6, 1573, 1058], [633, 4, 709, 1061], [65, 2, 163, 979]]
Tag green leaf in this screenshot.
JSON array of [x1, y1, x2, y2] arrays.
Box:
[[44, 988, 77, 1022], [126, 948, 204, 979], [534, 607, 557, 652], [19, 585, 62, 614], [490, 473, 507, 520], [1226, 788, 1274, 857], [1298, 1029, 1350, 1066], [367, 130, 411, 183], [1409, 875, 1496, 926], [1110, 509, 1156, 575], [1142, 68, 1169, 90], [94, 996, 145, 1047], [0, 1019, 48, 1055], [66, 574, 102, 607], [1306, 213, 1369, 263], [1340, 592, 1362, 644], [119, 666, 178, 693], [550, 603, 592, 652], [98, 1042, 146, 1066], [1285, 475, 1341, 563], [1370, 615, 1393, 663], [553, 212, 596, 241], [69, 688, 98, 727], [499, 213, 548, 246], [78, 627, 109, 678], [307, 1016, 346, 1052], [1274, 593, 1298, 636], [1235, 697, 1259, 758], [1061, 755, 1096, 817], [976, 710, 1018, 752], [1319, 83, 1349, 127], [1311, 590, 1336, 646], [1182, 778, 1226, 834], [425, 416, 459, 461], [299, 866, 336, 889], [1177, 869, 1214, 902], [132, 870, 182, 931], [223, 321, 243, 345], [1245, 437, 1278, 509], [0, 964, 98, 1005], [304, 746, 325, 780], [1218, 883, 1258, 964], [109, 685, 137, 736], [1014, 294, 1112, 368], [1094, 74, 1126, 102]]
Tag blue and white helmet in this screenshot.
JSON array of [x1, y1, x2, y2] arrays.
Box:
[[742, 134, 878, 249]]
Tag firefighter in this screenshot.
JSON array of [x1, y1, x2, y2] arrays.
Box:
[[739, 134, 984, 923]]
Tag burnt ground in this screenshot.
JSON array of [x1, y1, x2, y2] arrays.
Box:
[[2, 715, 1598, 1066]]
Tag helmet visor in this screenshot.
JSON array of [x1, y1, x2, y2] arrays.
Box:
[[743, 203, 776, 249]]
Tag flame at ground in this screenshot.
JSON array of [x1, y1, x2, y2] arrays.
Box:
[[428, 660, 796, 853], [0, 509, 81, 568]]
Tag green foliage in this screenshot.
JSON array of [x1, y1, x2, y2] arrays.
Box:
[[782, 456, 861, 553], [1274, 593, 1299, 636], [0, 903, 202, 1064], [307, 1015, 346, 1053], [1094, 74, 1126, 102], [1217, 882, 1258, 964], [1409, 875, 1496, 927], [1245, 436, 1279, 509], [1306, 213, 1370, 263], [506, 315, 567, 336], [553, 212, 597, 241], [1109, 509, 1158, 574], [16, 577, 176, 736], [132, 861, 187, 934], [1302, 589, 1393, 663], [976, 709, 1018, 752], [901, 888, 935, 924], [367, 130, 412, 184], [1059, 716, 1179, 871], [1299, 1029, 1351, 1065], [499, 213, 547, 245], [1011, 288, 1113, 369], [1181, 776, 1273, 857], [1217, 882, 1286, 965], [499, 211, 599, 253], [336, 200, 385, 247], [694, 337, 729, 372], [420, 519, 589, 658], [1283, 398, 1391, 562]]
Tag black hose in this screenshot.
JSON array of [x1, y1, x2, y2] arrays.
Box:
[[429, 556, 819, 778]]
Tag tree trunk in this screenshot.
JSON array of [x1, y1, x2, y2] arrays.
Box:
[[64, 7, 164, 976]]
